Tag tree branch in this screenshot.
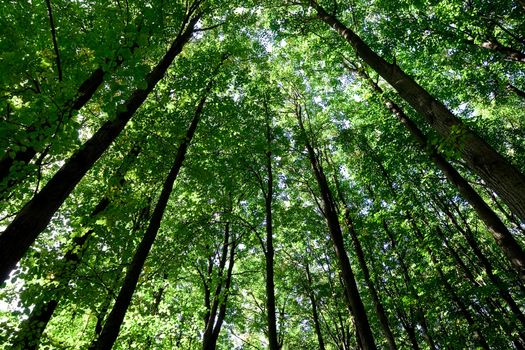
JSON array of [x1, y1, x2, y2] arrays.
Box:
[[45, 0, 63, 81]]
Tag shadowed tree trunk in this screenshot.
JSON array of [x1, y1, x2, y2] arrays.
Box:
[[89, 62, 218, 349], [327, 154, 398, 350], [0, 9, 201, 284], [432, 194, 525, 329], [309, 0, 525, 225], [294, 101, 377, 350]]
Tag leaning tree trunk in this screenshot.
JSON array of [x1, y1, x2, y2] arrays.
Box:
[[343, 210, 398, 350], [89, 65, 217, 350], [432, 195, 525, 329], [295, 103, 377, 350], [0, 12, 201, 284], [0, 39, 139, 193], [326, 156, 398, 350], [309, 0, 525, 224], [10, 146, 140, 349], [346, 62, 525, 281]]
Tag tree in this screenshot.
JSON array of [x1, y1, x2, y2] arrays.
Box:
[[1, 1, 525, 349]]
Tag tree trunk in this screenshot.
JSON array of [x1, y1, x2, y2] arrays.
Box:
[[263, 110, 280, 350], [305, 261, 326, 350], [295, 103, 377, 350], [202, 222, 237, 350], [477, 38, 525, 62], [90, 66, 214, 349], [310, 0, 525, 224], [327, 158, 398, 350], [507, 83, 525, 99], [434, 263, 490, 349], [342, 209, 398, 350], [0, 38, 140, 194], [10, 145, 140, 348], [0, 13, 200, 284], [347, 63, 525, 281], [434, 195, 525, 329]]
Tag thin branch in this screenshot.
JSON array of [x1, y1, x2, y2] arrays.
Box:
[[194, 21, 226, 32], [45, 0, 63, 81]]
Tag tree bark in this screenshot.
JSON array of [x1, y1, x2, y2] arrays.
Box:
[[477, 38, 525, 62], [507, 83, 525, 99], [89, 63, 215, 349], [295, 103, 377, 350], [342, 209, 398, 350], [0, 13, 200, 284], [434, 195, 525, 329], [310, 0, 525, 224], [327, 155, 397, 349]]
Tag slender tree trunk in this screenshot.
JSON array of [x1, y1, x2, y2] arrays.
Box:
[[305, 261, 326, 350], [364, 152, 442, 349], [433, 195, 525, 329], [10, 146, 140, 349], [309, 0, 525, 224], [438, 266, 490, 349], [89, 65, 215, 350], [263, 110, 280, 350], [202, 222, 237, 350], [344, 58, 525, 282], [342, 209, 398, 350], [0, 13, 201, 284], [326, 155, 398, 350], [382, 219, 438, 350], [295, 103, 377, 350], [202, 222, 230, 349], [95, 296, 113, 337]]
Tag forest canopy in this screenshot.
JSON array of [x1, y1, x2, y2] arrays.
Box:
[[0, 0, 525, 349]]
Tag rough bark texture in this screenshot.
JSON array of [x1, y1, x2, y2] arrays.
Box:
[[310, 0, 525, 224], [296, 104, 377, 350], [0, 14, 200, 284], [89, 59, 213, 350]]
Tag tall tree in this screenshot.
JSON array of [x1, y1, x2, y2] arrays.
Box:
[[89, 64, 219, 349], [0, 4, 202, 283], [294, 99, 377, 350], [307, 0, 525, 224]]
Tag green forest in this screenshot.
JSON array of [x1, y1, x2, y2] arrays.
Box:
[[1, 0, 525, 348]]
